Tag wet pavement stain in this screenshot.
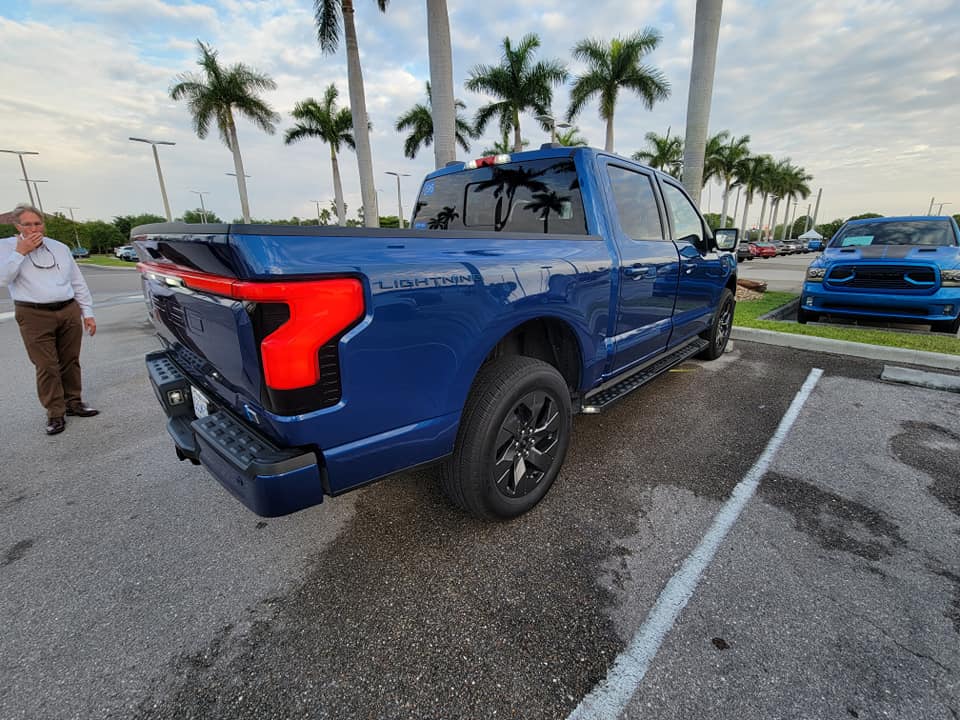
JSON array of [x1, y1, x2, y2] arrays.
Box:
[[759, 473, 906, 561], [890, 422, 960, 517], [131, 462, 634, 720], [928, 565, 960, 636], [2, 538, 34, 567]]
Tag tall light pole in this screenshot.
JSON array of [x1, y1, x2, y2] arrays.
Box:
[[129, 137, 175, 221], [927, 197, 936, 215], [811, 187, 823, 229], [189, 191, 210, 223], [61, 206, 81, 247], [1, 148, 40, 206], [535, 114, 571, 144], [310, 200, 323, 223], [385, 171, 411, 228], [936, 202, 951, 215], [804, 203, 812, 233], [20, 178, 48, 214]]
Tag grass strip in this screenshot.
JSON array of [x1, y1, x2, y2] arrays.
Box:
[[735, 291, 960, 356], [77, 255, 138, 268]]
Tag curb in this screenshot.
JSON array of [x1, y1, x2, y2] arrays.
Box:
[[731, 327, 960, 372], [79, 263, 138, 271]]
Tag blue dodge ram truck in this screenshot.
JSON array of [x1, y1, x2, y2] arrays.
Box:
[[799, 215, 960, 333], [135, 146, 738, 519]]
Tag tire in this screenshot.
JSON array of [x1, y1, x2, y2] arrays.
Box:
[[442, 356, 572, 520], [931, 316, 960, 335], [797, 305, 819, 324], [698, 288, 735, 360]]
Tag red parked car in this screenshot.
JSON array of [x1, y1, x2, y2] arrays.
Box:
[[752, 242, 778, 258]]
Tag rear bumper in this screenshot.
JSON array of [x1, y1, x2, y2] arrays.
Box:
[[146, 350, 325, 517], [800, 283, 960, 322]]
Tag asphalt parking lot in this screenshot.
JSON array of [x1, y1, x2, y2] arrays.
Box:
[[1, 267, 958, 720]]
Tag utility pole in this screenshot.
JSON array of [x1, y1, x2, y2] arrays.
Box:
[[20, 178, 48, 214], [384, 171, 411, 228], [804, 203, 812, 233], [936, 202, 951, 215], [310, 200, 323, 223], [927, 197, 935, 215], [1, 149, 40, 206], [189, 191, 210, 223], [129, 137, 175, 221], [61, 206, 81, 247]]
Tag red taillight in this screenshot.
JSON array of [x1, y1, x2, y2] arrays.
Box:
[[139, 263, 364, 391]]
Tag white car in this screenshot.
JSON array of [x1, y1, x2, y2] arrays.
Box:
[[114, 245, 134, 258]]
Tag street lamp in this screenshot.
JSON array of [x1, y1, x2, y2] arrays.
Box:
[[385, 171, 410, 228], [535, 114, 571, 144], [310, 200, 324, 223], [189, 190, 210, 223], [61, 206, 81, 248], [1, 148, 40, 206], [20, 178, 48, 214], [936, 202, 951, 215], [129, 137, 175, 221]]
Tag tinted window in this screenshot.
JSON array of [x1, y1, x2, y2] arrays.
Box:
[[661, 183, 704, 246], [412, 158, 588, 235], [607, 166, 664, 241], [830, 221, 957, 247]]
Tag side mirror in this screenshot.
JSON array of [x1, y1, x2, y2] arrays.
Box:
[[714, 228, 739, 251], [808, 239, 823, 251]]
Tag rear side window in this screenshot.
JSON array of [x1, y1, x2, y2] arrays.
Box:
[[412, 158, 589, 235], [607, 166, 664, 241]]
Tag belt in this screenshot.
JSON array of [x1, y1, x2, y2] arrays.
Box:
[[14, 299, 76, 311]]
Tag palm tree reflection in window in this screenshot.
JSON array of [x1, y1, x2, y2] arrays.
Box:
[[428, 205, 460, 229], [527, 190, 571, 233], [471, 165, 548, 231]]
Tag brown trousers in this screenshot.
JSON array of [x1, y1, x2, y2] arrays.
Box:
[[15, 301, 84, 419]]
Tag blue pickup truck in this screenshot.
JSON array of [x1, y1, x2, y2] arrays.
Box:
[[135, 146, 738, 519], [799, 215, 960, 333]]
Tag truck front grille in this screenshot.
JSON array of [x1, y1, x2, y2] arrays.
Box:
[[826, 264, 936, 291]]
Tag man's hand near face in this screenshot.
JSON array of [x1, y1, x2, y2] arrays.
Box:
[[15, 229, 43, 256]]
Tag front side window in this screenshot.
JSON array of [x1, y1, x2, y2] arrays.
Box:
[[411, 158, 588, 235], [607, 166, 664, 241], [661, 183, 705, 247]]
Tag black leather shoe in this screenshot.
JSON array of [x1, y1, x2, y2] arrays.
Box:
[[46, 417, 66, 435], [66, 403, 99, 417]]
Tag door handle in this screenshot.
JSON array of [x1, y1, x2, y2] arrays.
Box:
[[682, 261, 699, 274], [624, 265, 650, 278]]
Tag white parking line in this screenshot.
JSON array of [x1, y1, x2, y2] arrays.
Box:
[[567, 367, 824, 720], [0, 311, 13, 322]]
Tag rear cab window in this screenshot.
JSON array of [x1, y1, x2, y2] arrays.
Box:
[[412, 158, 589, 235]]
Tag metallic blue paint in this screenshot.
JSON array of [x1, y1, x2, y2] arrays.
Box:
[[138, 147, 736, 511]]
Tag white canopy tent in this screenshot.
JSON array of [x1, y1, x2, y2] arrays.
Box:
[[798, 229, 823, 240]]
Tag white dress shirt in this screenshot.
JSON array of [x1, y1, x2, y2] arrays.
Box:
[[1, 236, 95, 318]]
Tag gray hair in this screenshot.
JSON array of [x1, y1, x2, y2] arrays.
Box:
[[12, 204, 44, 223]]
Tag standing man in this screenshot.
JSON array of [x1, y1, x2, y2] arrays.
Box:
[[1, 205, 99, 435]]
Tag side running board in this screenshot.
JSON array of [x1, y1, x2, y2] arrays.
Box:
[[581, 338, 709, 414]]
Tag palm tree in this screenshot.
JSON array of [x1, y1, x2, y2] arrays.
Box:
[[566, 30, 670, 153], [555, 127, 588, 147], [426, 0, 456, 169], [736, 154, 770, 239], [284, 85, 355, 226], [714, 134, 751, 228], [702, 130, 730, 187], [170, 41, 279, 223], [314, 0, 388, 228], [395, 82, 477, 160], [775, 163, 812, 239], [753, 155, 778, 241], [482, 132, 529, 156], [466, 34, 568, 153], [632, 131, 683, 177], [681, 0, 723, 203]]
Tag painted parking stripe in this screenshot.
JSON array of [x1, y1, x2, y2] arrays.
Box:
[[0, 311, 13, 322], [568, 367, 824, 720]]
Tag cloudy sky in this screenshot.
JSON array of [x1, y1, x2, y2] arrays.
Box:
[[1, 0, 958, 227]]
